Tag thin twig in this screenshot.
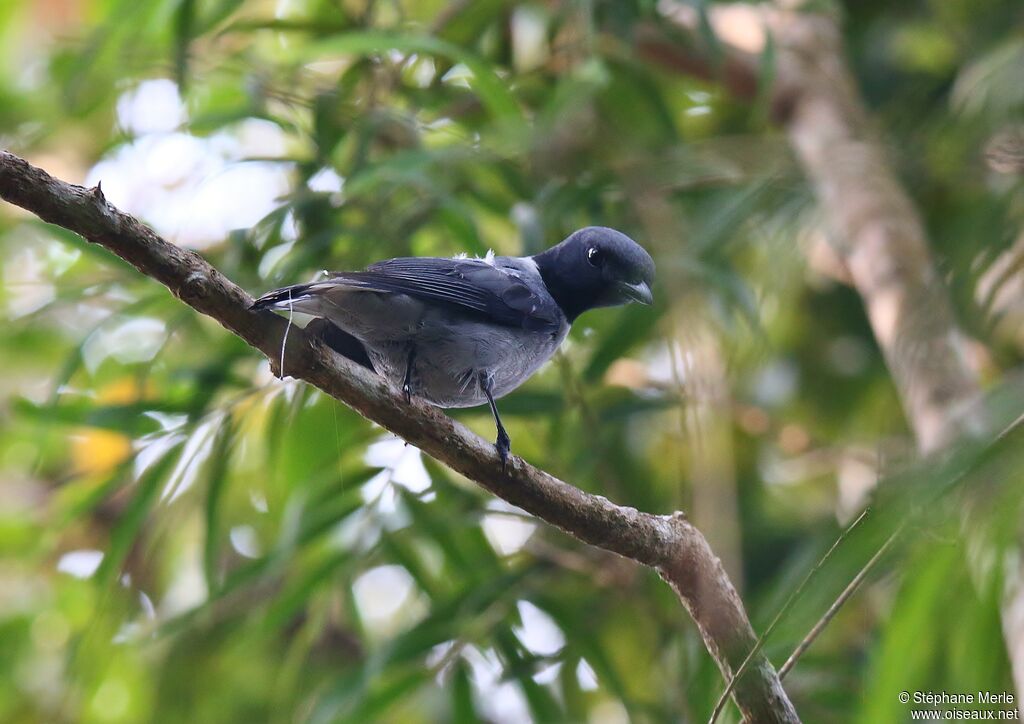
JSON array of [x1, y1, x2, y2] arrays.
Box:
[[775, 411, 1024, 684], [779, 529, 900, 680], [709, 508, 870, 723]]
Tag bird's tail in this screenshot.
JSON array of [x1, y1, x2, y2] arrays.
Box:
[[250, 283, 316, 311], [251, 282, 376, 373]]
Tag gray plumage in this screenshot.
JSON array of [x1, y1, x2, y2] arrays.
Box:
[[251, 226, 655, 463]]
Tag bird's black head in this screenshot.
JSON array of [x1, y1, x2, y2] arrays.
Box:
[[533, 227, 655, 322]]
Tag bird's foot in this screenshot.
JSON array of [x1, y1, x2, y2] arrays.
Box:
[[402, 382, 413, 405], [495, 428, 511, 471]]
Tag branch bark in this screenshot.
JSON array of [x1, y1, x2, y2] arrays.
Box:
[[0, 150, 799, 723]]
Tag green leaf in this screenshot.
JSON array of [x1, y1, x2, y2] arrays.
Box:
[[95, 439, 185, 587], [202, 414, 236, 593], [451, 661, 477, 722], [173, 0, 196, 89], [294, 32, 526, 132]]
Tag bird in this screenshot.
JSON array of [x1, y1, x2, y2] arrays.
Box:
[[251, 226, 655, 466]]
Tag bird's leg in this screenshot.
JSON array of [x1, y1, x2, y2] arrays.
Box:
[[403, 346, 416, 403], [478, 372, 511, 469]]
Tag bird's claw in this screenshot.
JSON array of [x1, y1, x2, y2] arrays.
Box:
[[403, 384, 412, 404]]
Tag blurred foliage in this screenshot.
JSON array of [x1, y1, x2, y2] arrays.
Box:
[[1, 0, 1024, 722]]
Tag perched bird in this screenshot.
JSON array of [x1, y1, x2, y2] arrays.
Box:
[[251, 226, 655, 464]]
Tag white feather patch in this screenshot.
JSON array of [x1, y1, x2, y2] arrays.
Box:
[[451, 249, 497, 265]]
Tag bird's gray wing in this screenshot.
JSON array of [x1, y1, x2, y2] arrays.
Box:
[[325, 257, 562, 333]]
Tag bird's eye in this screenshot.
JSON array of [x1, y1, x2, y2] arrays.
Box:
[[587, 247, 603, 267]]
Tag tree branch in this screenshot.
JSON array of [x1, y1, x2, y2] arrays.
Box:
[[770, 11, 984, 454], [0, 150, 799, 723]]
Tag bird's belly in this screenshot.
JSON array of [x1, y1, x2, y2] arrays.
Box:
[[366, 321, 568, 409]]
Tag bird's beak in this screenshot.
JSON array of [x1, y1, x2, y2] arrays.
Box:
[[617, 280, 653, 305]]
